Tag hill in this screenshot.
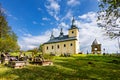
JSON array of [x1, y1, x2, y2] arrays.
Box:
[[0, 54, 120, 80]]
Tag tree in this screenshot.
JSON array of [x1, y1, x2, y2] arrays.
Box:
[[0, 4, 20, 53], [38, 44, 43, 53], [98, 0, 120, 38]]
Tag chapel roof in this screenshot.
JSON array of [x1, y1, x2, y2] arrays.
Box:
[[92, 39, 100, 45], [70, 17, 78, 29]]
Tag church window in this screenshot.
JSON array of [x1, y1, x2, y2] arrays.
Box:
[[72, 31, 74, 34], [70, 43, 73, 46], [47, 46, 48, 50], [52, 46, 54, 49], [57, 45, 59, 49], [64, 44, 66, 47]]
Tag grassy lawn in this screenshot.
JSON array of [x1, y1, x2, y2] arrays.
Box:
[[0, 54, 120, 80]]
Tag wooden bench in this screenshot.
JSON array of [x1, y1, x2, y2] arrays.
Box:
[[8, 61, 27, 68]]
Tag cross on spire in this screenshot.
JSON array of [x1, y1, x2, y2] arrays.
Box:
[[60, 28, 63, 35], [71, 16, 77, 29], [59, 28, 64, 38], [72, 16, 75, 26], [50, 31, 54, 40]]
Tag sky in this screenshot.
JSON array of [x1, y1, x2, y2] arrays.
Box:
[[0, 0, 119, 53]]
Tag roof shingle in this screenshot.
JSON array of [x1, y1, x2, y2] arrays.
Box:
[[44, 35, 77, 44]]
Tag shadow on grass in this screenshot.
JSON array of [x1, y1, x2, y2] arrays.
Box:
[[54, 56, 120, 80], [0, 65, 87, 80]]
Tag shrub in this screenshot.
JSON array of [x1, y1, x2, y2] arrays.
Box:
[[43, 54, 54, 60]]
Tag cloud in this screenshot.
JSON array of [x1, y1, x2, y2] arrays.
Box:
[[67, 0, 80, 6], [58, 22, 69, 28], [32, 21, 38, 24], [76, 12, 118, 53], [45, 0, 60, 20], [18, 31, 50, 50], [40, 23, 45, 26], [42, 17, 50, 21], [78, 12, 97, 22], [7, 13, 18, 20], [19, 11, 118, 53], [18, 28, 64, 51], [61, 10, 73, 21], [1, 8, 18, 20], [38, 8, 42, 11], [97, 0, 100, 2]]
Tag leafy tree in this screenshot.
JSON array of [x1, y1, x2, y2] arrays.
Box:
[[0, 4, 20, 53], [98, 0, 120, 38], [38, 44, 43, 53], [33, 48, 38, 55]]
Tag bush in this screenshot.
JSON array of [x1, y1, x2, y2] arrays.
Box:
[[60, 53, 71, 57], [43, 54, 54, 60]]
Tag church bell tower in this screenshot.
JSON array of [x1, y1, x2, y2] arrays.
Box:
[[68, 17, 79, 39], [68, 17, 80, 54]]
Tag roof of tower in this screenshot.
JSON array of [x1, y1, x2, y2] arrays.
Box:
[[59, 28, 64, 37], [92, 39, 100, 45], [70, 17, 78, 29], [50, 31, 54, 40]]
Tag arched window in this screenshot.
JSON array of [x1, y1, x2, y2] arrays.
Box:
[[70, 43, 73, 46], [57, 45, 59, 49], [52, 46, 54, 49], [72, 31, 74, 34], [64, 44, 66, 47], [47, 46, 48, 50]]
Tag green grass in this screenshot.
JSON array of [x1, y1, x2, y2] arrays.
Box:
[[0, 54, 120, 80]]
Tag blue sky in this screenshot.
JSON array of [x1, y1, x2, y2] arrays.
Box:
[[0, 0, 98, 35], [0, 0, 119, 53]]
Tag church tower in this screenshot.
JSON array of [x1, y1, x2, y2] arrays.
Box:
[[68, 17, 80, 54], [68, 17, 79, 39]]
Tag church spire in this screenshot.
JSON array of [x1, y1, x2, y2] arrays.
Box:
[[50, 31, 54, 40], [60, 28, 63, 35], [72, 16, 75, 26], [59, 28, 64, 37], [71, 16, 77, 29]]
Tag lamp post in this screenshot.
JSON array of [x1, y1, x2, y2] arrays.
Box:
[[103, 48, 105, 55]]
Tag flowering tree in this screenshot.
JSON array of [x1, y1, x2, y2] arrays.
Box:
[[98, 0, 120, 38]]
